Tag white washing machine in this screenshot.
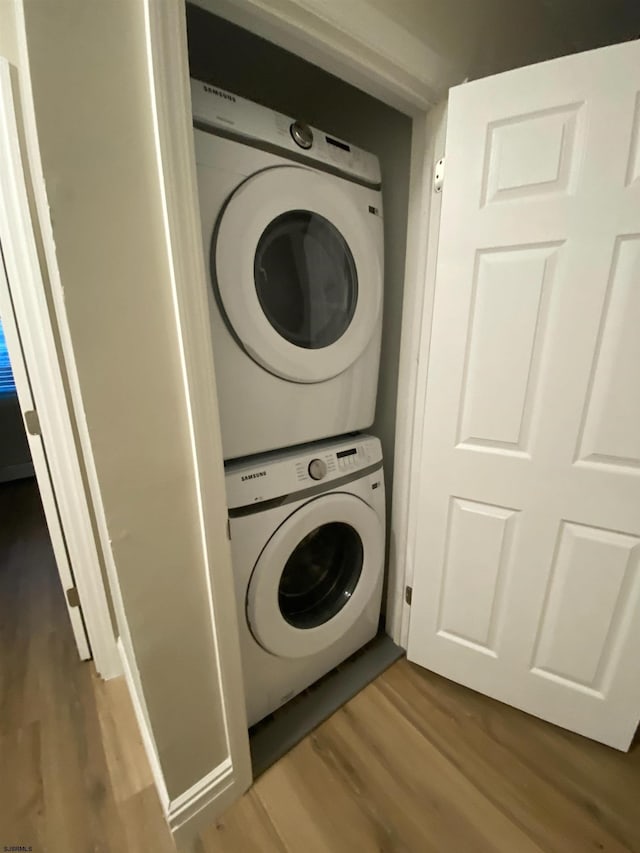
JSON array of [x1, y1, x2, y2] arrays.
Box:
[[192, 80, 384, 460], [225, 434, 385, 726]]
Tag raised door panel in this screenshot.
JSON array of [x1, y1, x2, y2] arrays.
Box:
[[626, 93, 640, 186], [457, 244, 559, 454], [578, 235, 640, 470], [530, 522, 640, 694], [438, 499, 517, 654], [482, 104, 584, 205]]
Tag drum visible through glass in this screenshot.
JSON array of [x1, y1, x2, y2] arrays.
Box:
[[278, 522, 363, 628], [254, 210, 358, 349]]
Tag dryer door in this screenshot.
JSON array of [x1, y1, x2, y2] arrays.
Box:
[[213, 166, 382, 383], [247, 492, 384, 658]]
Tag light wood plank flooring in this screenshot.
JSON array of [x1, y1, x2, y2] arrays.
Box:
[[2, 478, 639, 852], [218, 661, 640, 853], [0, 479, 174, 853]]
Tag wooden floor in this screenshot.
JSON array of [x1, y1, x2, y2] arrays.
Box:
[[0, 478, 174, 853], [2, 478, 640, 852]]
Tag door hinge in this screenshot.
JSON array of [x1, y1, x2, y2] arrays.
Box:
[[66, 586, 80, 608], [405, 585, 413, 606], [434, 157, 445, 193], [24, 409, 41, 436], [226, 518, 231, 540]]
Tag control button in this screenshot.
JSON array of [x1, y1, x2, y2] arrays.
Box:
[[308, 458, 327, 480], [290, 121, 313, 150]]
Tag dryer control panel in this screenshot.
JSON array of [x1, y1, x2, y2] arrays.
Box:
[[225, 435, 382, 509], [190, 79, 381, 187]]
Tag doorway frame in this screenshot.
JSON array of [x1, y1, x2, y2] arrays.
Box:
[[171, 0, 458, 650], [0, 242, 92, 662], [143, 0, 457, 835], [0, 58, 121, 680]]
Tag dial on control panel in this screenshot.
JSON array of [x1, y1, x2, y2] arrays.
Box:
[[290, 121, 313, 150], [308, 458, 327, 481]]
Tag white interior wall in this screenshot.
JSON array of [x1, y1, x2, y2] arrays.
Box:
[[13, 0, 233, 801], [186, 5, 412, 581]]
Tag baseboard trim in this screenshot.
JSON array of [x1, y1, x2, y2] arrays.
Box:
[[117, 637, 170, 812], [168, 758, 233, 829], [118, 636, 241, 841]]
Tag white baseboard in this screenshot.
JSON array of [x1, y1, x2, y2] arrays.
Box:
[[117, 637, 170, 812], [117, 636, 243, 848], [170, 757, 247, 852], [168, 757, 233, 830]]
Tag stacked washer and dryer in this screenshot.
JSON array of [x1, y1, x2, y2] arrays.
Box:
[[192, 80, 387, 727]]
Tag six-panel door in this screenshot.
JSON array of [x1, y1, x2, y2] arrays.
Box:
[[407, 40, 640, 749]]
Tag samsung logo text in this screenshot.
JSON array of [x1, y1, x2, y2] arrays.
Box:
[[203, 85, 236, 102]]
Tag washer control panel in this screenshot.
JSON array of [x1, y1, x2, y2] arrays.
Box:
[[190, 79, 381, 186], [225, 435, 382, 509]]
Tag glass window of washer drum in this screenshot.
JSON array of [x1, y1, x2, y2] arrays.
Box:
[[254, 210, 358, 349], [278, 522, 364, 628]]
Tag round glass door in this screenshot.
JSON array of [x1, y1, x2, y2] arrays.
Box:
[[247, 492, 384, 659], [213, 166, 383, 383], [254, 211, 358, 350], [278, 522, 363, 629]]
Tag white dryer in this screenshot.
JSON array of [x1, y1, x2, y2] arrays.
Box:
[[225, 434, 385, 727], [192, 80, 384, 460]]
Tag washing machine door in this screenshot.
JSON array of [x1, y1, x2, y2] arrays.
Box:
[[213, 166, 382, 383], [247, 492, 384, 658]]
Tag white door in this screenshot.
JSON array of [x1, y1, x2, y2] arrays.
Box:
[[407, 39, 640, 750], [248, 492, 383, 658], [0, 255, 91, 660], [211, 164, 383, 383]]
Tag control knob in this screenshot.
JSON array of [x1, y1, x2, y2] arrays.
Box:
[[290, 121, 313, 150], [308, 458, 327, 481]]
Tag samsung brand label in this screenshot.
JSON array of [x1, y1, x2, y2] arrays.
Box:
[[241, 471, 267, 481], [203, 84, 236, 103]]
